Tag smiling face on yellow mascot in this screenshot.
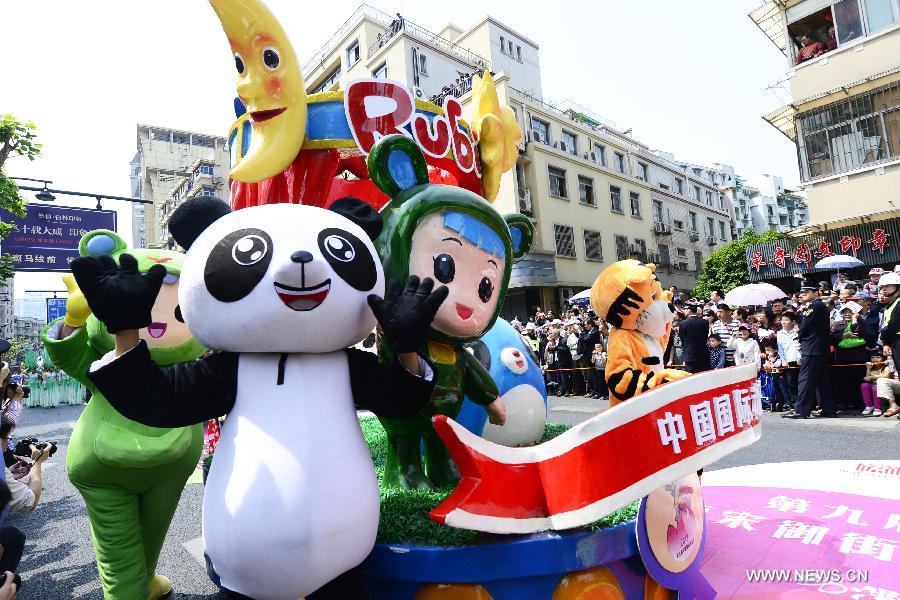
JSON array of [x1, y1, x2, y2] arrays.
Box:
[[590, 259, 689, 406]]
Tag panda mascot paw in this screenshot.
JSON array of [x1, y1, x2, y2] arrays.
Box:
[[71, 253, 167, 333], [368, 276, 448, 353]]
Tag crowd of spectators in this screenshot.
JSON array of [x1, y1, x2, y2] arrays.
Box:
[[516, 265, 900, 421]]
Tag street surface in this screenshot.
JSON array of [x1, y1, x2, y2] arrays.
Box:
[[9, 399, 899, 599]]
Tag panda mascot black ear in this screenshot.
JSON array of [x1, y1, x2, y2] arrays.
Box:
[[169, 196, 232, 250], [329, 197, 383, 240]]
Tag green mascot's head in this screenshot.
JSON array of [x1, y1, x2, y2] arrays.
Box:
[[79, 230, 205, 366], [368, 134, 533, 344]]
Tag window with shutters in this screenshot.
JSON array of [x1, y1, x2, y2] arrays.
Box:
[[554, 224, 576, 257], [584, 229, 603, 261]]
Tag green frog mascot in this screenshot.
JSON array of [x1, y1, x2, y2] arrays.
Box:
[[42, 230, 205, 600], [368, 135, 534, 489]]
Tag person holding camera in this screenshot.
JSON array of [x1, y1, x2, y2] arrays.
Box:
[[0, 418, 50, 513]]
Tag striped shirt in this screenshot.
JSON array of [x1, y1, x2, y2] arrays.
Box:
[[711, 318, 740, 366]]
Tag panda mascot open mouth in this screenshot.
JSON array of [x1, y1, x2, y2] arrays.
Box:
[[274, 279, 331, 311]]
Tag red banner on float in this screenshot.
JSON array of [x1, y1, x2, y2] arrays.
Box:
[[430, 364, 762, 534]]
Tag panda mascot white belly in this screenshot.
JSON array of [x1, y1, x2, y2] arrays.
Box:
[[204, 352, 380, 597], [86, 197, 439, 600]]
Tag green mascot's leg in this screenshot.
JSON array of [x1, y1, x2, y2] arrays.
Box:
[[423, 430, 460, 487], [382, 432, 434, 490], [78, 483, 150, 600], [138, 476, 189, 582]]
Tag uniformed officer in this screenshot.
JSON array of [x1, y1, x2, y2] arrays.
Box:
[[783, 283, 836, 419]]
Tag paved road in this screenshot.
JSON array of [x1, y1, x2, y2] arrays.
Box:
[[8, 399, 899, 599]]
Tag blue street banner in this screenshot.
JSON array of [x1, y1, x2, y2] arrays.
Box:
[[46, 297, 67, 323], [0, 204, 117, 272]]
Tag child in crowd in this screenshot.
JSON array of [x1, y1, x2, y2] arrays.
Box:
[[762, 345, 785, 411], [591, 343, 608, 401], [876, 347, 900, 417], [862, 350, 890, 416], [708, 334, 725, 370], [729, 324, 761, 366]]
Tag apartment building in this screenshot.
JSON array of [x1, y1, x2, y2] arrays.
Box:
[[14, 317, 44, 347], [301, 6, 735, 313], [0, 279, 13, 340], [732, 175, 809, 237], [751, 0, 900, 228], [158, 158, 231, 251], [130, 125, 230, 249]]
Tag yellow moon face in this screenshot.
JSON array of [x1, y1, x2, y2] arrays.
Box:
[[209, 0, 307, 183]]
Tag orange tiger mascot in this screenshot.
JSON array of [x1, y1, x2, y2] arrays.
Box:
[[590, 259, 689, 406], [592, 260, 687, 598]]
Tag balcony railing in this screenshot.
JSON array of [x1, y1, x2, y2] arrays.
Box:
[[366, 16, 489, 69]]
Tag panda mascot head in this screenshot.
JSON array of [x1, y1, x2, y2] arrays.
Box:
[[168, 196, 385, 354]]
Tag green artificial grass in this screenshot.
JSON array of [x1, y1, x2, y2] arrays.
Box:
[[360, 415, 639, 546]]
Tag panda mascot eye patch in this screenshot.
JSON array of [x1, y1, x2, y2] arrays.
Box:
[[317, 227, 377, 291], [204, 227, 274, 302]]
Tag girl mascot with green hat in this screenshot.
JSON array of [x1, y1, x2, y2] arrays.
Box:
[[42, 230, 206, 600], [368, 135, 534, 489]]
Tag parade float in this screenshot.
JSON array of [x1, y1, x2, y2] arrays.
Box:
[[202, 1, 764, 597]]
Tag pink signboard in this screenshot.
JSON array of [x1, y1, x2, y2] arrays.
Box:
[[702, 461, 900, 599]]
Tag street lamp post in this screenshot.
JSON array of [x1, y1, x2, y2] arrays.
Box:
[[10, 176, 153, 209]]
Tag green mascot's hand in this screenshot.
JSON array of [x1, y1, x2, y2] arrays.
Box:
[[62, 273, 92, 328]]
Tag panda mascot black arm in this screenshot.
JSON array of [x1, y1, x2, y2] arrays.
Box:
[[80, 196, 446, 429]]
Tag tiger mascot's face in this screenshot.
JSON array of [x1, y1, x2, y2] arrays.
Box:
[[589, 260, 674, 337]]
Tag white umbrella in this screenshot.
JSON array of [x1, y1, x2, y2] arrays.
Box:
[[724, 283, 787, 307], [814, 254, 864, 270], [568, 289, 591, 305]]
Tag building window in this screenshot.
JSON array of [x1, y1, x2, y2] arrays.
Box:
[[718, 194, 725, 210], [633, 238, 647, 262], [583, 229, 603, 261], [706, 216, 714, 237], [312, 64, 341, 93], [554, 224, 576, 257], [418, 53, 428, 75], [614, 152, 626, 173], [593, 142, 606, 166], [676, 247, 687, 259], [615, 235, 629, 260], [500, 35, 506, 53], [372, 62, 388, 79], [864, 0, 898, 33], [530, 116, 550, 144], [630, 192, 641, 217], [693, 185, 701, 201], [578, 175, 595, 206], [516, 45, 522, 61], [673, 219, 684, 231], [652, 199, 664, 222], [637, 162, 648, 182], [548, 166, 568, 198], [689, 211, 698, 232], [658, 243, 670, 266], [508, 39, 514, 54], [719, 221, 727, 240], [674, 178, 683, 194], [193, 136, 215, 148], [562, 130, 577, 155], [200, 186, 216, 197], [694, 250, 704, 272], [797, 80, 900, 181], [347, 40, 360, 66], [705, 190, 713, 206], [610, 185, 623, 213]]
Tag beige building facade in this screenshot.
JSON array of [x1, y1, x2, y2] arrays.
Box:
[[751, 0, 900, 229], [130, 125, 230, 249], [302, 6, 735, 313]]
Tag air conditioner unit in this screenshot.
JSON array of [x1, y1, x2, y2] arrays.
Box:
[[519, 189, 532, 214], [680, 262, 689, 270], [706, 236, 716, 246], [653, 222, 671, 235], [558, 141, 567, 152], [412, 86, 425, 99], [583, 152, 590, 160], [689, 232, 700, 242], [672, 262, 681, 271], [530, 131, 544, 144], [213, 176, 224, 184]]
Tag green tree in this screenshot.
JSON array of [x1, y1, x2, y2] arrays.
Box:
[[693, 230, 787, 298], [0, 115, 43, 280]]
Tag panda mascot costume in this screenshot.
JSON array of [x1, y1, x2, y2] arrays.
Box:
[[76, 196, 446, 600]]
